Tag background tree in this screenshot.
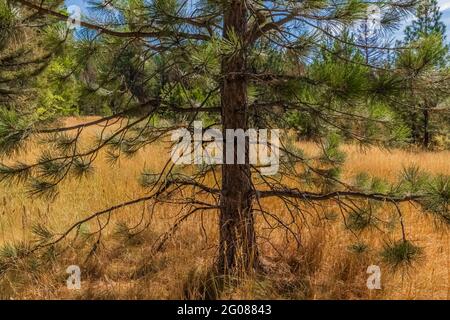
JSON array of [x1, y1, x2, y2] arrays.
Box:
[[400, 0, 450, 148], [0, 0, 72, 155], [0, 0, 448, 280], [404, 0, 446, 43], [354, 7, 391, 66], [0, 0, 52, 108]]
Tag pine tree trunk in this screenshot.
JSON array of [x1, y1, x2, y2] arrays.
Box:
[[423, 107, 430, 149], [217, 0, 258, 273], [410, 110, 420, 145]]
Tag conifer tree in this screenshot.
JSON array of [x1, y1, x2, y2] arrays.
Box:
[[0, 0, 49, 107], [401, 0, 450, 148], [354, 6, 390, 66], [0, 0, 448, 277], [405, 0, 446, 43]]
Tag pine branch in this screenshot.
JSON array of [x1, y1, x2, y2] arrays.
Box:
[[14, 0, 210, 41]]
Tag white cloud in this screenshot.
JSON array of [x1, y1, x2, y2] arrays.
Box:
[[439, 0, 450, 11]]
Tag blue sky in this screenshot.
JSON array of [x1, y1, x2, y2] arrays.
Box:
[[439, 0, 450, 11], [438, 0, 450, 39], [66, 0, 450, 40]]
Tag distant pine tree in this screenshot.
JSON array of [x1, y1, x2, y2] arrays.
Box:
[[355, 12, 391, 66], [0, 0, 52, 109], [400, 0, 449, 148], [0, 0, 448, 279], [405, 0, 447, 43]]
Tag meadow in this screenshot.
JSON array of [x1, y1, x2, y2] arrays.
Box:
[[0, 117, 449, 300]]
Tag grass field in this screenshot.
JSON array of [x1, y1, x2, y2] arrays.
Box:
[[0, 117, 449, 299]]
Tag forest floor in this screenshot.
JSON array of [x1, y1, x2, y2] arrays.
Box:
[[0, 117, 449, 299]]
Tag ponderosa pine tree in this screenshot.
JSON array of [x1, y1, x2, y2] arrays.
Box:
[[0, 0, 53, 108], [354, 5, 390, 66], [401, 0, 449, 148], [0, 0, 69, 156], [405, 0, 446, 43], [0, 0, 449, 278]]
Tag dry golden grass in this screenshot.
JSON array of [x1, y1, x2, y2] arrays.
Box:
[[0, 117, 449, 300]]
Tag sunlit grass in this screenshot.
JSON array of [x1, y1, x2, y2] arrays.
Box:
[[0, 117, 449, 299]]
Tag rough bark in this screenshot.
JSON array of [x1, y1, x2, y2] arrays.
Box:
[[411, 110, 420, 145], [423, 107, 430, 149], [217, 0, 258, 273]]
